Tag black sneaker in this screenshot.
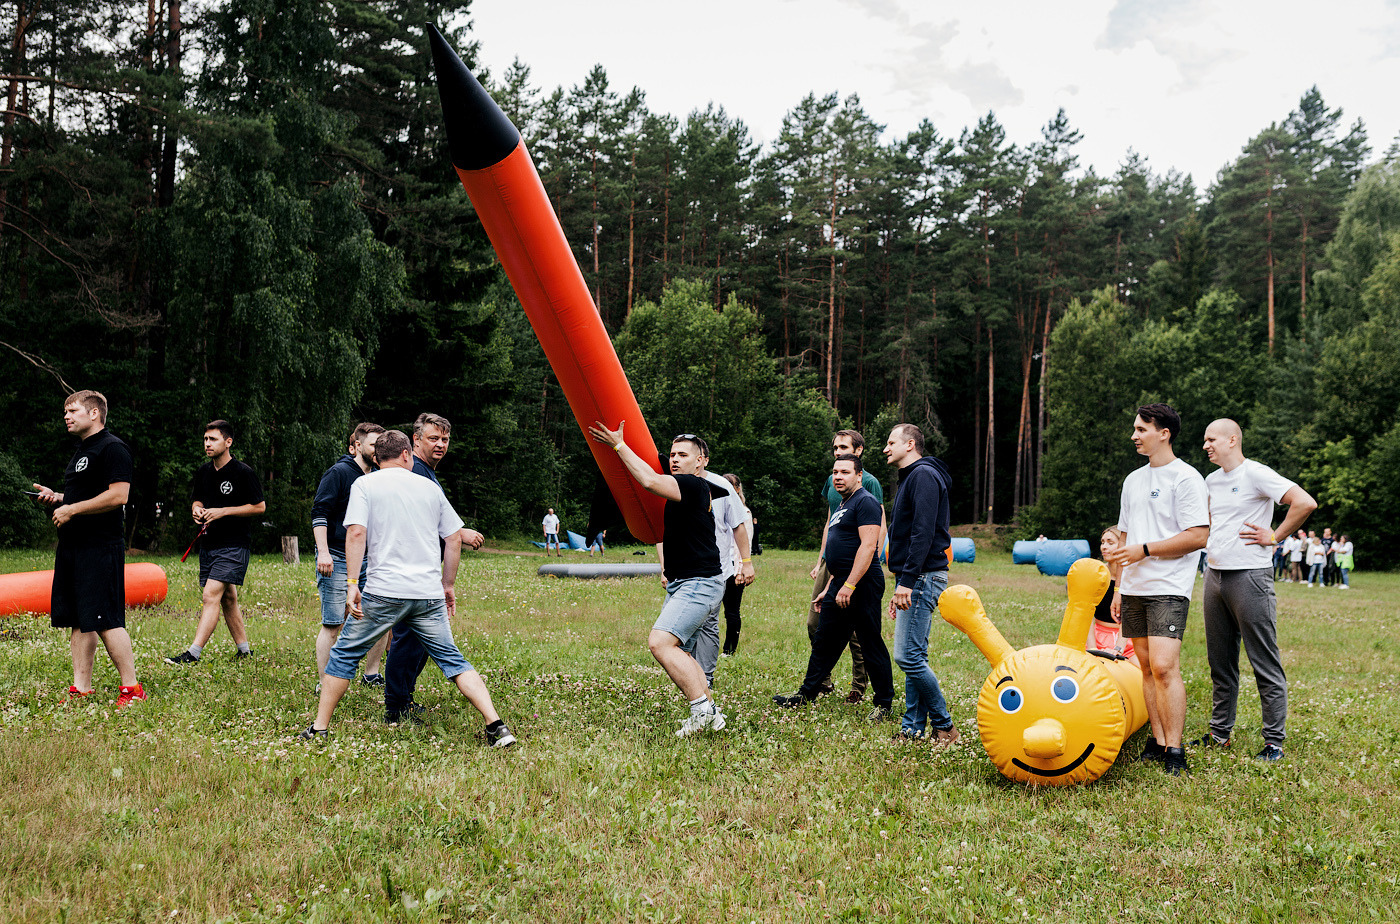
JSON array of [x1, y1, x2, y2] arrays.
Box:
[[772, 692, 811, 708], [1163, 746, 1190, 776], [360, 673, 386, 688], [1135, 739, 1166, 763], [1189, 732, 1231, 749], [485, 723, 517, 748], [234, 649, 253, 660], [297, 725, 329, 741], [164, 650, 200, 664], [384, 702, 425, 725], [866, 705, 894, 723], [1255, 744, 1284, 762]]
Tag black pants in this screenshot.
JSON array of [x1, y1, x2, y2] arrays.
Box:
[[721, 576, 744, 655], [384, 620, 429, 712], [798, 577, 894, 708]]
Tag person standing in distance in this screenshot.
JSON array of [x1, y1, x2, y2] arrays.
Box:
[[773, 453, 894, 719], [542, 508, 563, 557], [808, 429, 886, 703], [1104, 404, 1209, 776], [1198, 418, 1316, 762], [32, 390, 145, 708], [311, 422, 388, 685], [882, 424, 958, 743], [298, 429, 515, 747], [588, 421, 727, 737], [166, 420, 266, 664]]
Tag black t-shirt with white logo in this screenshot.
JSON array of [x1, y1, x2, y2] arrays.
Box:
[[59, 429, 133, 547], [191, 457, 265, 549], [662, 473, 723, 581], [823, 486, 883, 584]]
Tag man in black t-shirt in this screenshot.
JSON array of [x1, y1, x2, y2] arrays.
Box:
[[32, 390, 145, 708], [166, 420, 266, 664], [588, 421, 728, 738], [775, 454, 894, 716]]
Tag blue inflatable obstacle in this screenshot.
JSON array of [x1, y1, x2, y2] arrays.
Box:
[[950, 538, 976, 563], [1012, 540, 1042, 565], [1035, 539, 1092, 576]]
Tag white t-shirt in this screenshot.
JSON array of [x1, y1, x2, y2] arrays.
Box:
[[344, 467, 464, 599], [1306, 538, 1326, 565], [704, 470, 746, 580], [542, 513, 560, 534], [1116, 457, 1209, 598], [1205, 459, 1296, 570], [1285, 536, 1304, 562], [1334, 540, 1353, 558]]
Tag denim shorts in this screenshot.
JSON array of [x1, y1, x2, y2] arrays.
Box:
[[1120, 594, 1190, 640], [652, 577, 726, 644], [324, 592, 472, 682], [316, 551, 367, 627], [199, 546, 250, 586]]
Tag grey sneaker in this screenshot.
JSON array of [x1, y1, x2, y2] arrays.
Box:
[[1255, 744, 1284, 762], [676, 707, 727, 737], [296, 725, 329, 742], [485, 723, 517, 748]]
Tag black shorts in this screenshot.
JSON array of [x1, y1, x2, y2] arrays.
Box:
[[199, 546, 251, 586], [51, 541, 126, 633], [1120, 594, 1190, 640]]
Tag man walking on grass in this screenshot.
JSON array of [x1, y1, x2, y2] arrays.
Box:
[[882, 423, 959, 743], [166, 420, 265, 664], [32, 390, 145, 709], [310, 422, 388, 686], [299, 429, 514, 747], [1105, 403, 1208, 776], [1198, 418, 1315, 762], [773, 453, 894, 721], [588, 421, 727, 737]]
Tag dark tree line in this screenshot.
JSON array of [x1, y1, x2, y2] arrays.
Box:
[[2, 2, 1395, 555]]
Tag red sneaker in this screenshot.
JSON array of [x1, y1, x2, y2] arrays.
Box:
[[63, 685, 94, 704], [115, 684, 147, 710]]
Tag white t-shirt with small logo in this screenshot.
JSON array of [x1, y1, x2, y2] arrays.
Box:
[[1205, 459, 1296, 570], [1116, 457, 1209, 598], [542, 513, 560, 534]]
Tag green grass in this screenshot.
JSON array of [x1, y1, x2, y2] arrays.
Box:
[[1, 546, 1397, 923]]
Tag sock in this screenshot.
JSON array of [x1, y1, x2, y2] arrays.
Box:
[[689, 696, 714, 715], [187, 644, 203, 658], [236, 642, 251, 655], [486, 719, 505, 733]]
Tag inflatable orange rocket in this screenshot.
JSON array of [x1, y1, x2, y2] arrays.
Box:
[[940, 558, 1147, 785], [427, 25, 666, 544], [0, 563, 168, 617]]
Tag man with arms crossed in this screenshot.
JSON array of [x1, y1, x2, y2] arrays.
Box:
[[773, 454, 894, 720], [1199, 419, 1315, 762], [682, 443, 755, 689], [383, 413, 486, 724], [542, 508, 562, 557], [167, 420, 266, 663], [1105, 404, 1208, 776], [588, 421, 727, 737], [299, 430, 515, 746], [883, 423, 958, 742], [808, 430, 885, 703], [32, 390, 145, 708], [311, 423, 388, 685]]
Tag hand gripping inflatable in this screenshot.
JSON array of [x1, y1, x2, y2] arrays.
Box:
[[940, 558, 1147, 786], [0, 563, 168, 616], [427, 25, 665, 544]]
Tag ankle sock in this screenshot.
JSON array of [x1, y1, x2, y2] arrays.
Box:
[[236, 642, 251, 655], [187, 644, 203, 658], [689, 696, 714, 715], [486, 719, 505, 733]]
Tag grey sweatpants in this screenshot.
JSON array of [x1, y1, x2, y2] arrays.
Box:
[[1203, 567, 1288, 745]]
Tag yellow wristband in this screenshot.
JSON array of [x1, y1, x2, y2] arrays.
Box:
[[742, 558, 752, 563], [843, 582, 857, 591], [1269, 530, 1276, 543], [613, 443, 623, 452], [346, 577, 358, 585]]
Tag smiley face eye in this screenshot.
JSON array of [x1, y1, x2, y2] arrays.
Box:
[[1051, 676, 1079, 703], [998, 686, 1024, 714]]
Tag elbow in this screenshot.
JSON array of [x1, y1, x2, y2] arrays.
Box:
[[252, 502, 267, 515], [346, 525, 367, 542]]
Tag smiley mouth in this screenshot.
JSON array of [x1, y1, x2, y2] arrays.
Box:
[[1012, 743, 1095, 777]]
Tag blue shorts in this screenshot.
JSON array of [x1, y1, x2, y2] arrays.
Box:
[[316, 551, 367, 627], [199, 546, 250, 586], [324, 592, 472, 682], [652, 577, 726, 644]]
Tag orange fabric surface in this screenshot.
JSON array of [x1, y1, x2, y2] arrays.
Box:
[[0, 562, 168, 616]]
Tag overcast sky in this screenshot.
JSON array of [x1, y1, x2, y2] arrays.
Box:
[[467, 0, 1400, 188]]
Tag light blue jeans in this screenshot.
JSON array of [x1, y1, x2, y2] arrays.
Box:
[[325, 593, 472, 682], [315, 549, 367, 627], [893, 571, 953, 735], [656, 577, 726, 647]]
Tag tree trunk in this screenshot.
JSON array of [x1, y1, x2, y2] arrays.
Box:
[[984, 328, 995, 525], [825, 167, 838, 402], [972, 312, 982, 516], [626, 149, 636, 318], [1265, 159, 1275, 353], [1, 0, 40, 243], [157, 0, 181, 209], [1299, 216, 1309, 326]]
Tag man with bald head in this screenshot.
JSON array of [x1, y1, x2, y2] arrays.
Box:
[[1199, 418, 1316, 762]]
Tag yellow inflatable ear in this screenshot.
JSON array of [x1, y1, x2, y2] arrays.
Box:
[[1056, 558, 1111, 649], [940, 585, 1013, 666]]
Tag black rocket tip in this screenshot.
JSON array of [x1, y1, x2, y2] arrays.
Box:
[[426, 23, 521, 171]]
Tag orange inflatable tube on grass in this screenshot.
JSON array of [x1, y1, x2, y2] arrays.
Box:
[[428, 25, 666, 544], [0, 562, 168, 617]]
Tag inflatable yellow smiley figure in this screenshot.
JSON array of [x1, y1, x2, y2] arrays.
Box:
[[940, 558, 1147, 786]]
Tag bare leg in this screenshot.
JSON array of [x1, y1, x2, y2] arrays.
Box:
[[1133, 636, 1165, 744], [70, 630, 99, 691], [648, 629, 709, 702], [313, 675, 353, 730], [220, 585, 249, 647], [452, 669, 501, 723], [363, 634, 389, 676], [98, 627, 138, 687], [1147, 637, 1186, 748], [192, 579, 227, 649], [315, 624, 342, 678]]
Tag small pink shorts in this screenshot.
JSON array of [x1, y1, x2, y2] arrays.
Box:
[[1089, 621, 1135, 659]]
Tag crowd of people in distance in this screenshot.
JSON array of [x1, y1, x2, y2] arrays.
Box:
[[27, 389, 1332, 777]]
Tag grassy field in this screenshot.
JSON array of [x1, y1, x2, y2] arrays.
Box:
[[1, 544, 1397, 923]]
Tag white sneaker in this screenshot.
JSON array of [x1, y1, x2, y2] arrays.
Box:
[[676, 707, 727, 737]]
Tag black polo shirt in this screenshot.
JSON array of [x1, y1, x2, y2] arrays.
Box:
[[59, 429, 132, 547]]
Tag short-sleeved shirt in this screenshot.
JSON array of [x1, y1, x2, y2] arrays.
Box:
[[822, 487, 883, 583], [704, 470, 747, 580], [1116, 457, 1209, 598], [344, 467, 464, 599], [192, 457, 265, 550], [59, 429, 133, 547], [1206, 459, 1296, 571], [411, 453, 440, 485], [823, 470, 883, 514], [662, 473, 722, 581], [542, 514, 560, 534], [1286, 536, 1304, 561]]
